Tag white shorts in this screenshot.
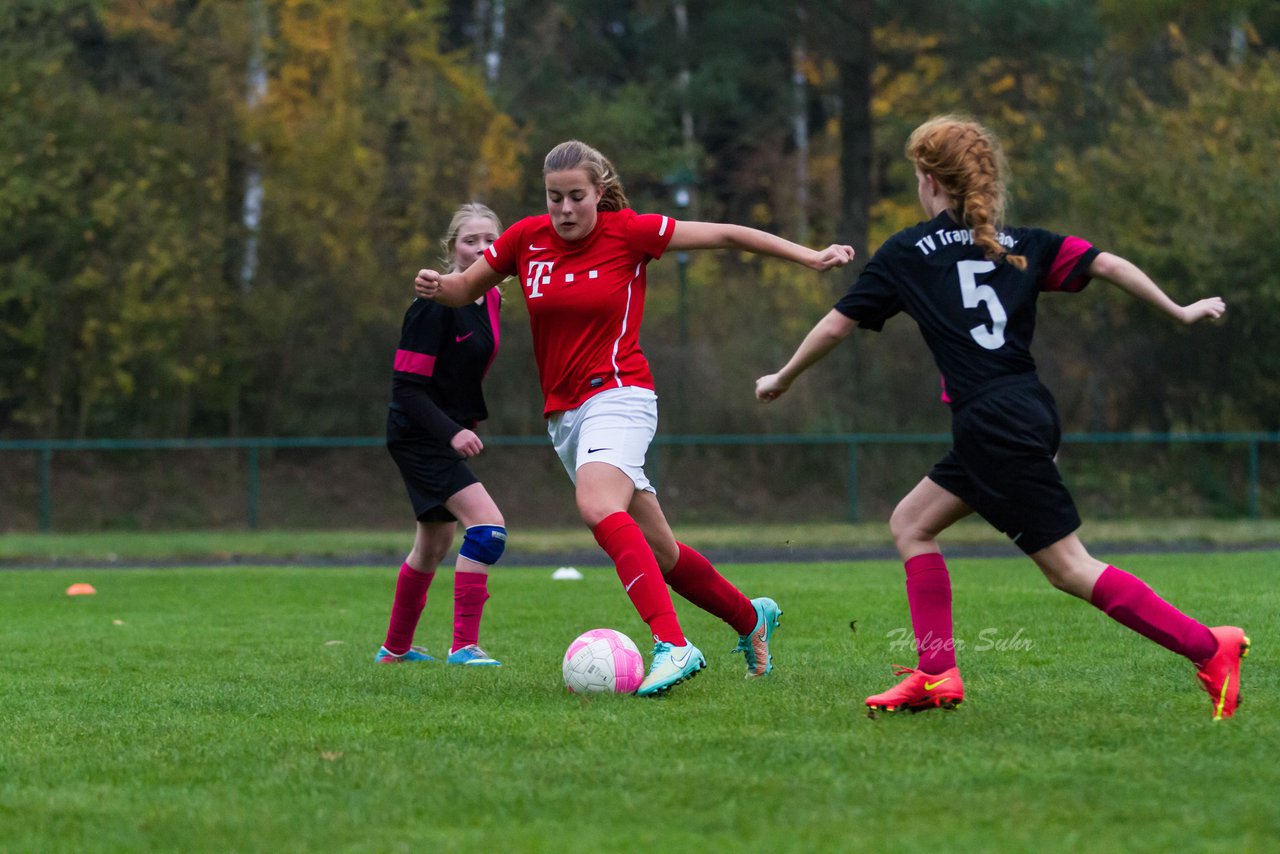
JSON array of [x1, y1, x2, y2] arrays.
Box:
[[547, 387, 658, 493]]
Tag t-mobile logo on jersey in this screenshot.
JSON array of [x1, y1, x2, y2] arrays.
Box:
[[525, 260, 554, 298]]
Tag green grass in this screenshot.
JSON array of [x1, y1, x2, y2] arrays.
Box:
[[3, 517, 1280, 563], [3, 553, 1278, 852]]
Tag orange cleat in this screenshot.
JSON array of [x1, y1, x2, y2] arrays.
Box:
[[865, 665, 964, 717], [1196, 626, 1250, 721]]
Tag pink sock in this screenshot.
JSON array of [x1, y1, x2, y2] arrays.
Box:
[[1090, 565, 1217, 664], [665, 542, 756, 635], [593, 512, 684, 645], [905, 553, 956, 674], [384, 562, 435, 655], [452, 570, 490, 652]]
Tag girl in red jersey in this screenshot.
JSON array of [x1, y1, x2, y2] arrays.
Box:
[[756, 115, 1247, 720], [377, 203, 509, 668], [416, 140, 854, 696]]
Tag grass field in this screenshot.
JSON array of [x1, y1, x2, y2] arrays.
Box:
[[3, 518, 1280, 564], [3, 551, 1278, 852]]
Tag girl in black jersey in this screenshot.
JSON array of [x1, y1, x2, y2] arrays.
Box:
[[376, 203, 509, 668], [757, 115, 1247, 721]]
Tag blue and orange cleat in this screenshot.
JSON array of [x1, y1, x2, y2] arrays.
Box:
[[733, 597, 782, 678], [374, 645, 436, 664], [1196, 626, 1250, 721], [865, 665, 964, 717]]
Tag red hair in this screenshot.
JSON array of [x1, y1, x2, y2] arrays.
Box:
[[907, 116, 1026, 270]]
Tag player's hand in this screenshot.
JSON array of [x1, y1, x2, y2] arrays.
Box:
[[810, 244, 855, 271], [1179, 297, 1226, 325], [755, 373, 791, 403], [414, 269, 441, 299], [450, 429, 483, 458]]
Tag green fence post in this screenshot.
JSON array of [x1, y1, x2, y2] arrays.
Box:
[[846, 440, 859, 523], [247, 446, 260, 530], [38, 446, 52, 533], [1248, 440, 1260, 519]]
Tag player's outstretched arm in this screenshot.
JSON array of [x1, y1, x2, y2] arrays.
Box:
[[669, 221, 855, 271], [1089, 252, 1226, 325], [414, 257, 504, 307], [756, 309, 858, 402]]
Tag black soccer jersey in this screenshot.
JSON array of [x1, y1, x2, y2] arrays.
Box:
[[390, 287, 501, 440], [834, 211, 1099, 406]]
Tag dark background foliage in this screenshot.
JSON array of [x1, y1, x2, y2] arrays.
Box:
[[2, 0, 1278, 443]]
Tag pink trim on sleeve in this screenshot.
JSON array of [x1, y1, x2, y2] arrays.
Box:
[[482, 288, 501, 379], [393, 349, 436, 377], [1044, 236, 1094, 292]]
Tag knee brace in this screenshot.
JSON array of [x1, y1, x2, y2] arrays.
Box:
[[459, 524, 507, 566]]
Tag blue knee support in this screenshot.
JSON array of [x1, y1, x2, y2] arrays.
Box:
[[460, 524, 507, 566]]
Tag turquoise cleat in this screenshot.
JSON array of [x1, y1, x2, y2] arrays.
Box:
[[374, 645, 436, 664], [635, 641, 706, 697], [446, 644, 502, 667], [733, 597, 782, 678]]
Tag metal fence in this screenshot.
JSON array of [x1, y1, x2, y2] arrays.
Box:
[[1, 432, 1276, 532]]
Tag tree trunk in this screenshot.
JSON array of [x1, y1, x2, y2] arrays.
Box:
[[240, 0, 268, 293], [792, 3, 810, 244], [836, 0, 872, 259]]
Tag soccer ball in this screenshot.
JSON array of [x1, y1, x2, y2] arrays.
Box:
[[562, 628, 645, 694]]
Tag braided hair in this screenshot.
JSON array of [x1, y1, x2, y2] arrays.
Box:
[[907, 116, 1026, 271]]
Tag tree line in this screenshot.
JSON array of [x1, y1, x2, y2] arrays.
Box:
[[2, 0, 1277, 442]]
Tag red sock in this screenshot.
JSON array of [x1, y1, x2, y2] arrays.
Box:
[[593, 512, 684, 645], [905, 553, 956, 674], [452, 570, 490, 652], [665, 542, 756, 635], [384, 562, 435, 655], [1090, 565, 1217, 664]]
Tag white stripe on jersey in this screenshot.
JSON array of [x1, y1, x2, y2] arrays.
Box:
[[609, 262, 644, 389], [658, 216, 669, 236]]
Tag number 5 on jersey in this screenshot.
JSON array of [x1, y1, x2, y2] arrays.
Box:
[[957, 260, 1007, 350]]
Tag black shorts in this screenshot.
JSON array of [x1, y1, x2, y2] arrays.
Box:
[[386, 409, 478, 523], [927, 377, 1080, 555]]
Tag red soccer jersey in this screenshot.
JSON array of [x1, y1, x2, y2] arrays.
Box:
[[484, 209, 675, 416]]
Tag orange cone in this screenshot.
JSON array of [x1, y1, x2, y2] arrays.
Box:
[[65, 583, 97, 596]]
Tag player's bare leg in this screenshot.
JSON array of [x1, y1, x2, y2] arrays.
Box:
[[627, 490, 679, 570], [1028, 534, 1106, 600], [889, 477, 973, 561]]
